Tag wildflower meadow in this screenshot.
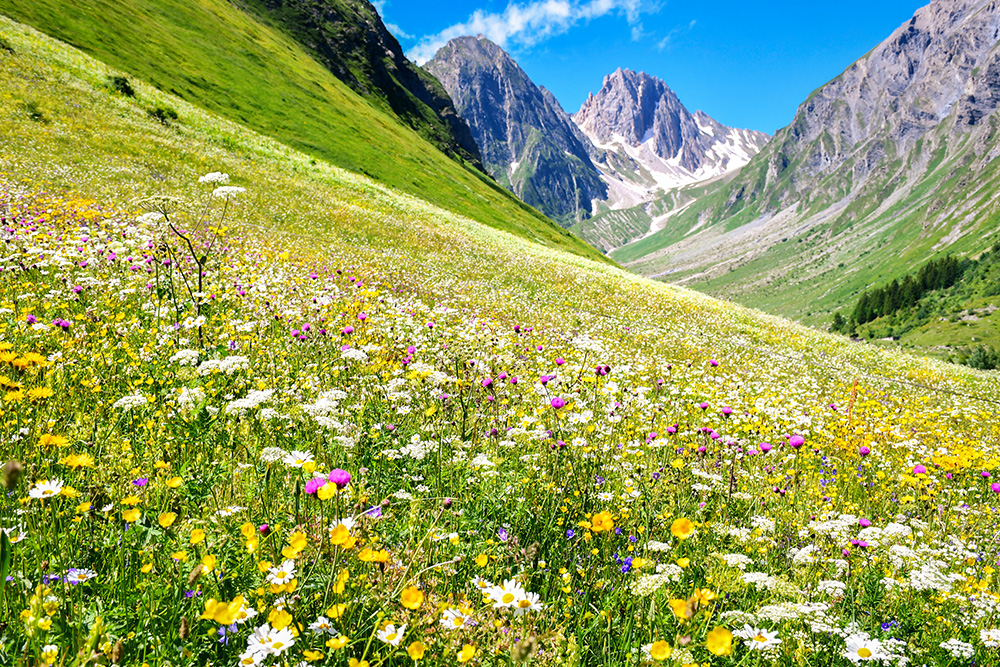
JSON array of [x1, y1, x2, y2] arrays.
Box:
[[3, 15, 1000, 667]]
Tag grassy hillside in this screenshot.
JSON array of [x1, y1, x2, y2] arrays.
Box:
[[0, 0, 606, 263], [3, 17, 1000, 667], [834, 247, 1000, 363]]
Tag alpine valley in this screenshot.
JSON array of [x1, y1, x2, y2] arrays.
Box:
[[4, 0, 1000, 666]]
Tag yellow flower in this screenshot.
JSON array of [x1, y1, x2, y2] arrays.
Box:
[[37, 617, 53, 631], [76, 502, 91, 514], [282, 531, 307, 559], [303, 650, 324, 662], [201, 554, 217, 573], [694, 588, 717, 604], [154, 460, 170, 470], [141, 562, 153, 574], [158, 512, 177, 528], [166, 476, 183, 488], [27, 386, 54, 400], [348, 660, 369, 667], [457, 644, 477, 663], [668, 598, 693, 621], [670, 518, 695, 540], [121, 495, 141, 506], [269, 608, 293, 630], [40, 645, 58, 665], [327, 603, 347, 618], [590, 511, 614, 533], [358, 548, 390, 563], [400, 586, 424, 610], [317, 482, 336, 500], [475, 554, 489, 567], [407, 641, 427, 660], [706, 627, 733, 656], [201, 596, 245, 625], [329, 524, 354, 547], [676, 558, 690, 568], [122, 508, 141, 522], [38, 434, 68, 448], [649, 641, 672, 661], [171, 550, 188, 562], [190, 529, 206, 545], [326, 636, 349, 650], [60, 453, 95, 469]]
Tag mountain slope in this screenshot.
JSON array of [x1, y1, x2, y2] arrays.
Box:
[[424, 36, 607, 226], [239, 0, 483, 168], [0, 0, 607, 263], [615, 0, 1000, 324]]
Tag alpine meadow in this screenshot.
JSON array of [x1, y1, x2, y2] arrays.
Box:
[[3, 2, 1000, 667]]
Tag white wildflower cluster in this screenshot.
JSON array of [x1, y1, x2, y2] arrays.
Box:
[[113, 394, 147, 410], [471, 578, 542, 616], [755, 601, 829, 625], [260, 447, 289, 464], [177, 386, 206, 416], [169, 349, 200, 366], [199, 172, 229, 184], [815, 579, 847, 596], [197, 356, 250, 376], [212, 186, 246, 199], [939, 638, 974, 659], [981, 628, 1000, 648], [341, 348, 368, 362], [908, 559, 963, 592], [714, 552, 752, 570], [629, 564, 683, 597], [226, 389, 274, 415]]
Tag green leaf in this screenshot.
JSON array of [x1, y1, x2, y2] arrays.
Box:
[[0, 529, 11, 605]]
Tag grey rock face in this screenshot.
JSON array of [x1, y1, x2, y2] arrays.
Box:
[[574, 68, 769, 178], [424, 36, 607, 225], [736, 0, 1000, 215]]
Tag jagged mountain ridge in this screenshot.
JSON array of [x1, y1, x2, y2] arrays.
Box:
[[424, 36, 607, 225], [612, 0, 1000, 324], [425, 36, 768, 228], [574, 68, 769, 208]]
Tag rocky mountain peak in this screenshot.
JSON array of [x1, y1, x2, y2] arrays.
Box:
[[424, 36, 607, 225]]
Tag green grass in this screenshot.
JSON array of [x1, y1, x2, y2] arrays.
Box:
[[0, 0, 607, 263]]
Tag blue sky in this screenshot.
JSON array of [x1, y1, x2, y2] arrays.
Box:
[[376, 0, 927, 134]]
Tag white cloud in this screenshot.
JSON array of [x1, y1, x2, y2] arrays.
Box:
[[656, 19, 696, 52], [385, 22, 414, 39], [408, 0, 657, 65], [371, 1, 414, 40]]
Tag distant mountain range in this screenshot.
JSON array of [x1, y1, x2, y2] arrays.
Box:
[[425, 36, 768, 228], [612, 0, 1000, 325]]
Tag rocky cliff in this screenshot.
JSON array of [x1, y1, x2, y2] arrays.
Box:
[[424, 35, 606, 225]]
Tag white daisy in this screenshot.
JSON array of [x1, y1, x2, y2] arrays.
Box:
[[844, 634, 885, 662], [266, 559, 297, 585], [28, 479, 64, 500], [376, 623, 406, 646], [512, 591, 543, 616], [440, 608, 470, 629], [309, 616, 337, 635], [735, 625, 781, 650]]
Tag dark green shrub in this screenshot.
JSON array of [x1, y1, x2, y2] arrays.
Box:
[[22, 101, 46, 123], [108, 75, 135, 97], [148, 105, 179, 125]]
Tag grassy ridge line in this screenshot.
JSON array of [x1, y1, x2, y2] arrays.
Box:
[[0, 14, 995, 405], [0, 0, 607, 264]]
